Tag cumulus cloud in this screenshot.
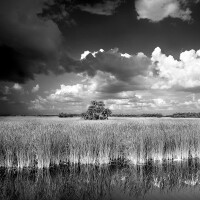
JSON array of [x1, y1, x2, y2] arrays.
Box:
[[42, 72, 144, 108], [81, 48, 151, 84], [29, 86, 141, 113], [78, 0, 122, 15], [47, 84, 94, 103], [29, 96, 47, 111], [151, 47, 200, 90], [81, 51, 91, 60], [32, 84, 40, 93], [153, 98, 166, 106], [16, 44, 200, 114], [29, 75, 200, 114], [29, 90, 86, 113], [80, 49, 104, 60], [13, 83, 23, 91], [135, 0, 196, 22], [79, 47, 200, 93], [29, 72, 171, 113], [80, 47, 200, 93]]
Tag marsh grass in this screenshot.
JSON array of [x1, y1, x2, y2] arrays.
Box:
[[1, 117, 200, 169]]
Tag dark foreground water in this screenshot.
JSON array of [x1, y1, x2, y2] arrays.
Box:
[[1, 159, 200, 200]]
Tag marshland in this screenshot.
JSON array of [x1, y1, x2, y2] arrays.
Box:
[[1, 116, 200, 200], [1, 116, 200, 168]]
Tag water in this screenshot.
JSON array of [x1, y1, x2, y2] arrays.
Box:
[[1, 159, 200, 200]]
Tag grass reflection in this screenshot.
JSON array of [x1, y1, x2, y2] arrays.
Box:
[[1, 160, 200, 200]]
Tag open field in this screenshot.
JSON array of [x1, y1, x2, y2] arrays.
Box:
[[1, 116, 200, 169]]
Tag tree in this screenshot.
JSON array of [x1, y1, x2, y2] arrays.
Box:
[[82, 101, 112, 120]]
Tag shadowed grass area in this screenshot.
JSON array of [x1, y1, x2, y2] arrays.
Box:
[[1, 117, 200, 169]]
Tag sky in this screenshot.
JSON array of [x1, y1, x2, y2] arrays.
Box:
[[1, 0, 200, 115]]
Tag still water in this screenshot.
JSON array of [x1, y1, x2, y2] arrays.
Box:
[[1, 159, 200, 200]]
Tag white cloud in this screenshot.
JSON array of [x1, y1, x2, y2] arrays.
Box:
[[153, 98, 166, 106], [29, 96, 47, 110], [81, 51, 91, 60], [135, 0, 193, 22], [80, 49, 104, 60], [135, 94, 142, 99], [47, 83, 95, 103], [183, 101, 193, 105], [13, 83, 23, 90], [80, 47, 200, 93], [121, 53, 131, 58], [118, 91, 138, 99], [29, 90, 87, 113], [151, 47, 200, 89], [32, 84, 40, 93]]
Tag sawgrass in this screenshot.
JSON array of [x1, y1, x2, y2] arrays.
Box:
[[0, 116, 200, 169]]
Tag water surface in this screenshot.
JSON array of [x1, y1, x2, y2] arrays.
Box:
[[1, 160, 200, 200]]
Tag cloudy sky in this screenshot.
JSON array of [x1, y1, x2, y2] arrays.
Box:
[[1, 0, 200, 115]]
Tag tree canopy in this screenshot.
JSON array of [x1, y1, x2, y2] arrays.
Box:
[[82, 101, 112, 120]]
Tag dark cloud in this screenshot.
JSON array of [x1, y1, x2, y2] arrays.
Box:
[[59, 52, 95, 76], [0, 0, 87, 83], [0, 0, 125, 83], [98, 79, 149, 94], [38, 0, 76, 24], [81, 49, 151, 82], [0, 45, 48, 83], [40, 0, 123, 21], [78, 0, 122, 15], [0, 0, 62, 83]]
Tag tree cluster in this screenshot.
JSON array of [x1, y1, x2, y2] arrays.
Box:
[[81, 101, 112, 120]]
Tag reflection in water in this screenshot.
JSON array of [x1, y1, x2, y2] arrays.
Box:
[[1, 159, 200, 200]]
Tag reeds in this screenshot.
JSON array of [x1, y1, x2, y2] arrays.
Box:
[[1, 117, 200, 169]]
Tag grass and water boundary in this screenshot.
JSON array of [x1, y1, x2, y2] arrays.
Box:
[[1, 116, 200, 169]]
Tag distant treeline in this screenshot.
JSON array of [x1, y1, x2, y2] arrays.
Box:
[[58, 113, 163, 118], [112, 113, 163, 118], [58, 113, 80, 118], [58, 112, 200, 118], [2, 112, 200, 118], [0, 114, 58, 117], [167, 112, 200, 118], [112, 113, 200, 118]]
